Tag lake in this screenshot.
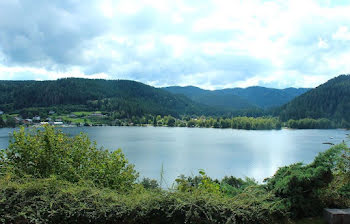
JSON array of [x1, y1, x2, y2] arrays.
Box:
[[0, 127, 349, 186]]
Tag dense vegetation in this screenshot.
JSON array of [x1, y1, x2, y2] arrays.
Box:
[[0, 78, 307, 119], [285, 118, 334, 129], [164, 86, 256, 110], [164, 86, 309, 109], [1, 75, 350, 129], [110, 115, 282, 130], [0, 78, 207, 118], [0, 126, 349, 223], [279, 75, 350, 127]]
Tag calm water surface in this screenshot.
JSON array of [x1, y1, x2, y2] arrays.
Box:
[[0, 127, 349, 186]]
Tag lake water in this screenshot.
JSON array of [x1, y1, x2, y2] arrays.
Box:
[[0, 127, 349, 186]]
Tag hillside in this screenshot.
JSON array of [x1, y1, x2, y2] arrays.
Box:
[[164, 86, 309, 109], [279, 75, 350, 125], [0, 78, 207, 117], [163, 86, 256, 110], [220, 86, 310, 108]]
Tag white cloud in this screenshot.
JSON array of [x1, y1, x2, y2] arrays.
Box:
[[332, 26, 350, 41], [0, 0, 350, 89]]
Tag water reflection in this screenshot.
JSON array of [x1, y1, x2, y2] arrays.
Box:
[[0, 126, 348, 184]]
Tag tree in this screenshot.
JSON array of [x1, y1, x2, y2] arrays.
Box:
[[167, 116, 176, 127], [0, 116, 5, 127], [2, 126, 138, 191]]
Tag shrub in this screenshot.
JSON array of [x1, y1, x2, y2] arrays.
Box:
[[1, 126, 138, 191], [0, 177, 286, 224], [140, 177, 160, 190], [264, 144, 349, 218]]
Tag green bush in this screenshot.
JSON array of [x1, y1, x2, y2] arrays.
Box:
[[1, 126, 138, 191], [264, 144, 349, 218], [0, 177, 286, 224], [220, 176, 258, 197]]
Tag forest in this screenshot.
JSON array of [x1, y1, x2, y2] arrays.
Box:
[[0, 126, 349, 223], [1, 75, 350, 129], [279, 75, 350, 127]]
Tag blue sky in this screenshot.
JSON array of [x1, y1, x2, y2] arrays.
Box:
[[0, 0, 350, 89]]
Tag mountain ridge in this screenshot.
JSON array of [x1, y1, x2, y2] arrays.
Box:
[[163, 85, 310, 109], [279, 74, 350, 125]]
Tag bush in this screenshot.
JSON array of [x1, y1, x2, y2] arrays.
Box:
[[0, 177, 286, 224], [264, 144, 349, 218], [220, 176, 258, 196], [1, 126, 138, 191], [140, 177, 159, 190]]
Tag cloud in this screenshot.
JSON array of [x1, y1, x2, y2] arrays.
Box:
[[332, 26, 350, 41], [0, 0, 350, 89]]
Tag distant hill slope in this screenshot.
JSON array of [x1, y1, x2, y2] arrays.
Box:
[[164, 86, 309, 109], [0, 78, 207, 117], [279, 75, 350, 123], [163, 86, 256, 110]]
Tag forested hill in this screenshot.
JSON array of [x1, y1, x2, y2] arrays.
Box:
[[163, 86, 309, 109], [279, 74, 350, 125], [0, 78, 207, 117], [219, 86, 310, 108], [163, 86, 256, 110]]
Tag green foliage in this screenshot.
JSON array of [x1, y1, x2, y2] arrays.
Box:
[[280, 75, 350, 127], [1, 126, 138, 191], [264, 144, 350, 218], [0, 116, 5, 127], [286, 118, 334, 129], [175, 172, 260, 198], [0, 78, 207, 118], [164, 86, 309, 109], [175, 170, 221, 194], [188, 116, 281, 130], [0, 177, 285, 224], [220, 176, 258, 196], [140, 177, 160, 190]]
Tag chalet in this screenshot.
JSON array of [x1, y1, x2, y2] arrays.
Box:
[[49, 110, 55, 115], [55, 118, 62, 122]]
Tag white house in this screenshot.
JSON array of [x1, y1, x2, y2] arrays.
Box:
[[0, 110, 3, 115]]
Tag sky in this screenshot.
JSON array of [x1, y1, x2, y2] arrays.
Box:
[[0, 0, 350, 89]]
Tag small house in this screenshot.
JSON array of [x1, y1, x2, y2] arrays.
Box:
[[0, 110, 3, 115], [49, 110, 55, 115]]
